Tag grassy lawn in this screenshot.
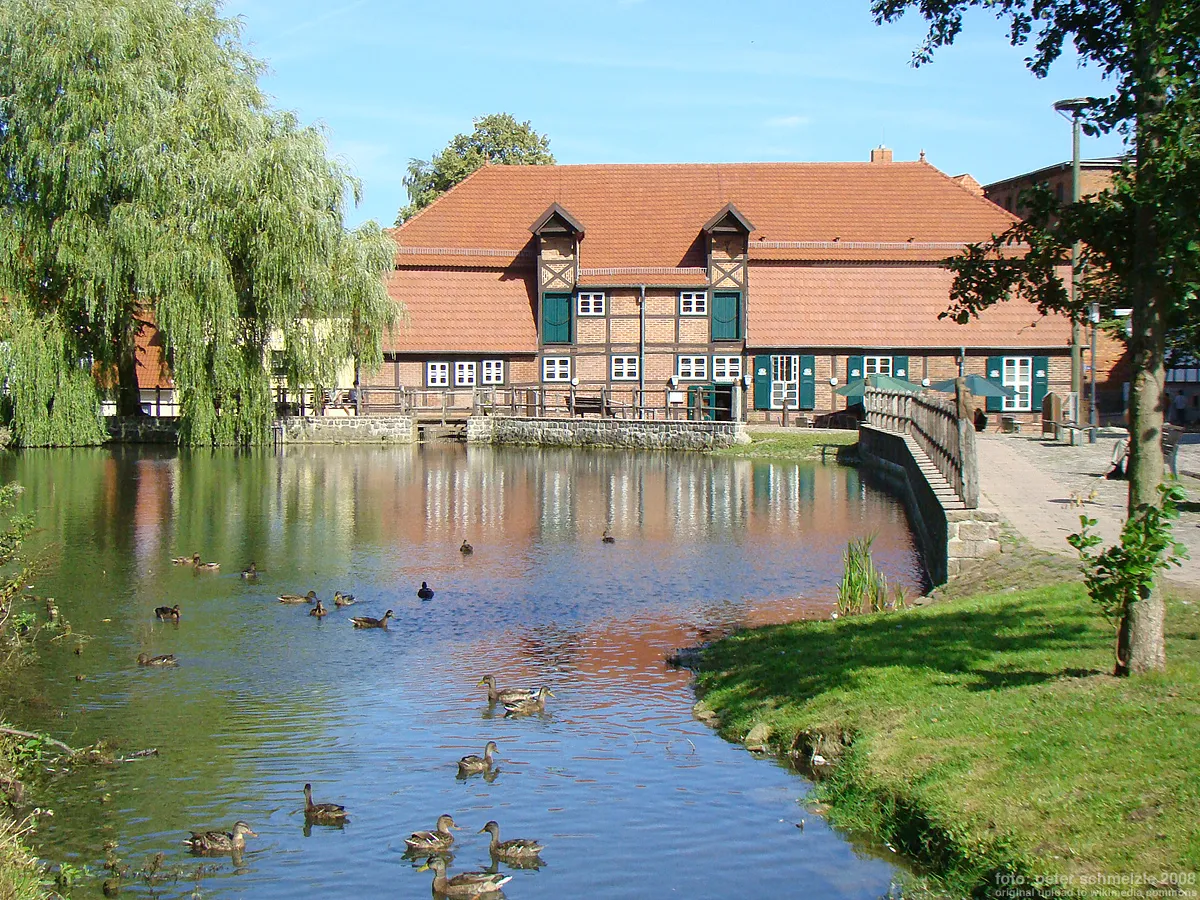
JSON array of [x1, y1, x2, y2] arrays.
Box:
[[712, 429, 858, 461], [696, 576, 1200, 898]]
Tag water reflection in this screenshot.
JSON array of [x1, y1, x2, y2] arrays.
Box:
[[2, 445, 919, 900]]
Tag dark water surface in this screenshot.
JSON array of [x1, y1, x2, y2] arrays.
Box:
[[2, 445, 921, 899]]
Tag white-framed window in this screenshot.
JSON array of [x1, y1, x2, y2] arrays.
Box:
[[677, 355, 708, 380], [712, 355, 742, 382], [577, 292, 605, 316], [454, 361, 477, 387], [1002, 356, 1033, 411], [771, 355, 799, 409], [426, 361, 449, 387], [481, 359, 504, 385], [679, 291, 708, 316], [611, 355, 639, 381], [542, 356, 571, 382], [864, 355, 892, 377]]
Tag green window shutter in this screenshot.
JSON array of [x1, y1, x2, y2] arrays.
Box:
[[985, 356, 1004, 412], [847, 356, 864, 381], [542, 293, 572, 344], [892, 355, 910, 380], [711, 292, 742, 341], [1032, 356, 1050, 410], [753, 355, 771, 410], [799, 355, 816, 409]]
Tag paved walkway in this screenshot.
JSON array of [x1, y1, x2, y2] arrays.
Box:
[[975, 430, 1200, 582]]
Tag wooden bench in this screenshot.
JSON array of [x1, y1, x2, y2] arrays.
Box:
[[570, 396, 608, 418]]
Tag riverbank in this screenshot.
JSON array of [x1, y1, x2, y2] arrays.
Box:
[[0, 743, 42, 900], [710, 428, 858, 461], [694, 549, 1200, 898]]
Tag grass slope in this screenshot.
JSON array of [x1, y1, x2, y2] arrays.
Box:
[[712, 429, 858, 461], [696, 582, 1200, 898]]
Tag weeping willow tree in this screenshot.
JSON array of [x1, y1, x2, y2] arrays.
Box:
[[0, 0, 396, 447]]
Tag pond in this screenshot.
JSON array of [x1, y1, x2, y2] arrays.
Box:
[[2, 444, 922, 899]]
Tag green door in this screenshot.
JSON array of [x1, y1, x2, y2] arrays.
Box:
[[711, 291, 742, 341], [687, 384, 717, 421], [753, 355, 771, 410], [542, 293, 572, 344]]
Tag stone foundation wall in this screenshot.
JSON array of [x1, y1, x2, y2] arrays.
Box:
[[106, 416, 181, 444], [467, 416, 749, 451], [278, 416, 416, 444]]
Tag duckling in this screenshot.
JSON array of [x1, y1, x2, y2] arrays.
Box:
[[602, 528, 615, 544], [503, 687, 554, 717], [404, 814, 459, 852], [333, 591, 356, 607], [479, 820, 544, 859], [137, 653, 178, 667], [457, 741, 498, 776], [460, 540, 473, 555], [350, 610, 393, 629], [195, 560, 220, 572], [183, 821, 257, 855], [308, 599, 328, 619], [417, 856, 510, 897], [477, 675, 534, 705], [172, 552, 200, 566], [303, 783, 348, 825], [417, 582, 434, 601], [279, 590, 318, 604], [154, 604, 181, 622], [240, 562, 258, 580]]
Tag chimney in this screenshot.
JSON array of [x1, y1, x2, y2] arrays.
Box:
[[870, 145, 893, 163]]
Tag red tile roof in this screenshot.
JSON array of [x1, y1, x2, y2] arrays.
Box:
[[135, 319, 173, 389], [746, 263, 1072, 350], [386, 267, 538, 354]]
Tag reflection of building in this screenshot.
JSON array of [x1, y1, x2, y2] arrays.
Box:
[[378, 148, 1074, 424]]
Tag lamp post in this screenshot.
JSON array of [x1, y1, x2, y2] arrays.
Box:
[[1090, 302, 1100, 443], [1054, 97, 1089, 437]]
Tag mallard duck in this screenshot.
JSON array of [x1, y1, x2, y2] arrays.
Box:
[[303, 783, 348, 825], [172, 552, 200, 566], [333, 591, 356, 607], [476, 675, 534, 705], [417, 582, 434, 601], [479, 820, 544, 859], [350, 610, 393, 629], [457, 741, 498, 776], [308, 599, 328, 618], [460, 540, 473, 555], [404, 814, 459, 852], [417, 856, 510, 896], [154, 604, 181, 622], [183, 821, 257, 855], [601, 528, 615, 544], [195, 560, 220, 572], [240, 562, 258, 579], [137, 653, 178, 667], [279, 590, 318, 604], [503, 687, 554, 717]]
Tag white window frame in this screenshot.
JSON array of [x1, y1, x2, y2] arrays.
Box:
[[864, 355, 892, 377], [577, 292, 606, 317], [771, 354, 799, 410], [679, 291, 708, 316], [1002, 356, 1033, 412], [610, 355, 639, 381], [712, 355, 742, 383], [454, 361, 477, 387], [542, 356, 571, 382], [481, 359, 504, 385], [426, 361, 449, 387], [677, 355, 708, 381]]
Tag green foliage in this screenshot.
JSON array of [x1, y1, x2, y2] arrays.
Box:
[[835, 535, 897, 617], [1067, 483, 1188, 668], [396, 113, 555, 224]]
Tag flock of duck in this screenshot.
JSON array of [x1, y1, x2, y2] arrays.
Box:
[[142, 534, 611, 896]]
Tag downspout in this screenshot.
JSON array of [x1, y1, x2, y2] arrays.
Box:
[[639, 284, 646, 419]]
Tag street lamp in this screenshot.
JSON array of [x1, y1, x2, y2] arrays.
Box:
[[1054, 97, 1091, 441]]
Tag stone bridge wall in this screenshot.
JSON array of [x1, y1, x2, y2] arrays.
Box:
[[277, 416, 417, 444], [467, 416, 749, 451]]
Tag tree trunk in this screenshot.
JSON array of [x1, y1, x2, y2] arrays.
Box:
[[116, 336, 144, 418]]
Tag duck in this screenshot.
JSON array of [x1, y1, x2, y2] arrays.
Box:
[[416, 856, 510, 897], [417, 582, 435, 601], [460, 540, 473, 555], [137, 653, 178, 667], [350, 610, 393, 629], [303, 783, 348, 825], [479, 820, 544, 859], [333, 591, 356, 607], [279, 590, 318, 604], [476, 675, 534, 706], [457, 741, 498, 776], [404, 814, 459, 852], [240, 562, 258, 579], [503, 687, 554, 717], [601, 528, 615, 544], [183, 821, 257, 855], [195, 560, 220, 572], [154, 605, 181, 622], [308, 599, 328, 619], [172, 552, 200, 566]]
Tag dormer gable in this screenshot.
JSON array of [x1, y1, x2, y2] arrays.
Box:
[[702, 202, 755, 236], [531, 203, 585, 238], [532, 204, 583, 294], [704, 203, 751, 291]]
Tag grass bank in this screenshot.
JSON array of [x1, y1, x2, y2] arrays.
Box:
[[712, 429, 858, 461], [695, 573, 1200, 898]]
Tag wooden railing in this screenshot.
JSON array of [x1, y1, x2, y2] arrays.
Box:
[[864, 387, 980, 508]]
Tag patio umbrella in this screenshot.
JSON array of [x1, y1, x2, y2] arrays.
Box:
[[928, 374, 1015, 399], [834, 373, 925, 399]]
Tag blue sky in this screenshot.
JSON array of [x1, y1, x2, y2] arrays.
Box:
[[224, 0, 1126, 228]]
